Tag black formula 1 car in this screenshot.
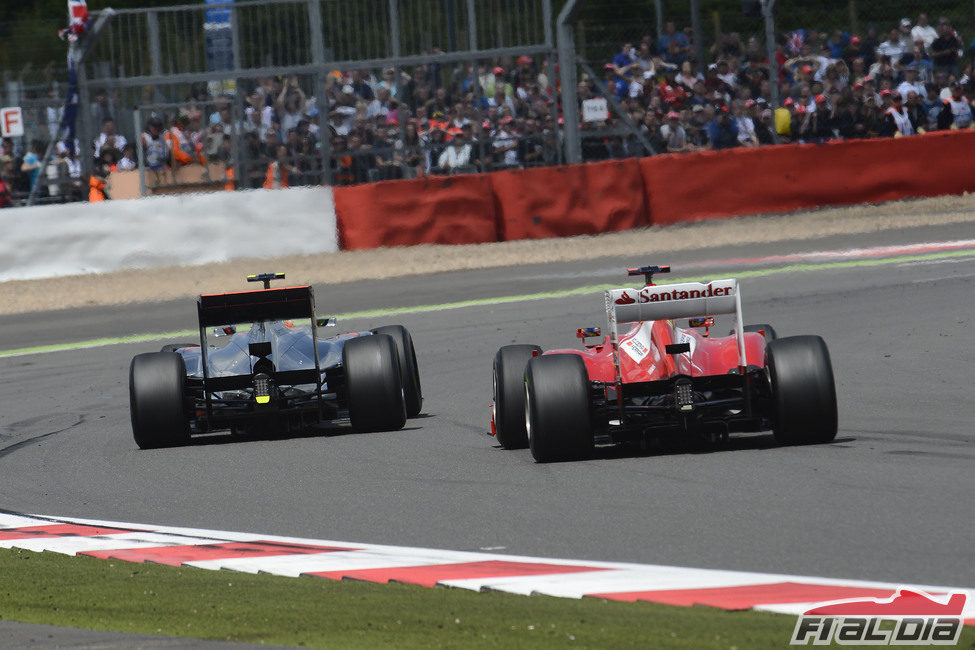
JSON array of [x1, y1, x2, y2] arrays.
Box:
[[129, 273, 422, 448]]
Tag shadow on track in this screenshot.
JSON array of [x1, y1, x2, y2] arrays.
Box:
[[165, 420, 430, 448], [489, 434, 856, 462]]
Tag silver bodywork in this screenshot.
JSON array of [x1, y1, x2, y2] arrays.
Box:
[[180, 320, 366, 381], [179, 321, 373, 414]]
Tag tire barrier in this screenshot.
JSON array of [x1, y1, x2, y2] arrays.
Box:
[[333, 174, 498, 250]]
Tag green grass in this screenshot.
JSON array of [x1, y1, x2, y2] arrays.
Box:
[[2, 548, 973, 649], [0, 547, 826, 649]]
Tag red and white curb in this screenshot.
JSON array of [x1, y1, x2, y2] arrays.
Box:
[[2, 513, 972, 625]]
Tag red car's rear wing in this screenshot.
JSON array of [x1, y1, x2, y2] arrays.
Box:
[[197, 286, 315, 327], [604, 278, 747, 377]]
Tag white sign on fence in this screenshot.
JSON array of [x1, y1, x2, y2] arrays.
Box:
[[0, 107, 24, 137], [582, 97, 609, 122]]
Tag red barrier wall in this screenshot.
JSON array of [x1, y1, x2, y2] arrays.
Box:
[[333, 131, 975, 249], [639, 130, 975, 226], [334, 174, 498, 250], [491, 159, 650, 240]]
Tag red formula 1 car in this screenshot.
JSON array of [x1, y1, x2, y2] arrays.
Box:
[[491, 265, 837, 462]]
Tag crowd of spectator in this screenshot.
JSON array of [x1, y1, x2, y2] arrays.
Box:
[[2, 11, 975, 206], [153, 58, 565, 190], [602, 14, 975, 155]]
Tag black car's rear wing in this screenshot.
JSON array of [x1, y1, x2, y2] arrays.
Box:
[[197, 286, 315, 327]]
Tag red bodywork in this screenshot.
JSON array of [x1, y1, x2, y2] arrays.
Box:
[[544, 320, 768, 383]]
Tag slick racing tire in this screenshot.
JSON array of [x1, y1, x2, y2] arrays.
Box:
[[744, 323, 777, 340], [492, 344, 542, 449], [766, 335, 838, 445], [129, 352, 191, 449], [373, 325, 423, 418], [343, 334, 407, 432], [525, 354, 594, 463], [729, 324, 778, 340], [160, 343, 198, 353]]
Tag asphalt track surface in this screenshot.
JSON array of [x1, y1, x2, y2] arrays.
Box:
[[0, 220, 973, 623]]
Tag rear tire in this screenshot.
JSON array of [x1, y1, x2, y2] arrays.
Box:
[[373, 325, 422, 417], [492, 344, 542, 449], [729, 324, 778, 340], [766, 335, 837, 445], [343, 334, 407, 432], [160, 343, 197, 353], [129, 352, 190, 449], [525, 354, 594, 462]]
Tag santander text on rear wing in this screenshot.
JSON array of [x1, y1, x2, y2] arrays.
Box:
[[604, 279, 747, 372]]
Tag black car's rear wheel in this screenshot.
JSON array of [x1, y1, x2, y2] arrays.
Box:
[[159, 343, 198, 353], [525, 354, 594, 463], [129, 352, 190, 449], [373, 325, 422, 418], [343, 334, 407, 432], [766, 335, 837, 445], [492, 344, 542, 449]]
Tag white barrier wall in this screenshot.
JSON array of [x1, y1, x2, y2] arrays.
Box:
[[0, 187, 338, 282]]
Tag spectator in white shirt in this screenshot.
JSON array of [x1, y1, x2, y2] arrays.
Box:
[[876, 28, 907, 61], [366, 86, 394, 121], [329, 85, 358, 136], [896, 64, 925, 99], [911, 14, 937, 49], [492, 117, 519, 167], [92, 117, 126, 159], [438, 128, 473, 173]]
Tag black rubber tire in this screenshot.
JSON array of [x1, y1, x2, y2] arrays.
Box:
[[729, 324, 778, 340], [129, 352, 190, 449], [343, 334, 407, 432], [766, 335, 838, 445], [373, 325, 422, 417], [492, 344, 542, 449], [745, 323, 777, 340], [160, 343, 198, 353], [525, 354, 594, 462]]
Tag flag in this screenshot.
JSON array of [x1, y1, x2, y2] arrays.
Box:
[[59, 0, 90, 42]]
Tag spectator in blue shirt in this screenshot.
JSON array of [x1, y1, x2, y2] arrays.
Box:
[[706, 106, 739, 149], [659, 21, 691, 66], [612, 42, 635, 73], [20, 140, 43, 191], [828, 30, 848, 59]]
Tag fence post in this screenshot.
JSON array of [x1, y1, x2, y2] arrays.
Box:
[[542, 0, 561, 164], [465, 0, 488, 174], [77, 66, 93, 182], [557, 0, 584, 164], [762, 0, 780, 144], [654, 0, 664, 42], [134, 106, 147, 197], [147, 11, 163, 103], [307, 0, 331, 186], [230, 3, 244, 190], [690, 0, 704, 69]]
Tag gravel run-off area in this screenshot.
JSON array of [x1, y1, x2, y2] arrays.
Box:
[[3, 193, 975, 315]]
